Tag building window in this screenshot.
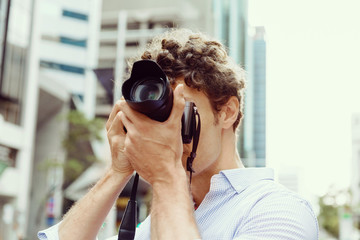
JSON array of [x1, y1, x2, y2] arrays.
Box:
[[0, 43, 27, 125], [60, 36, 87, 47], [0, 144, 17, 167], [42, 35, 87, 48], [0, 0, 29, 125], [40, 60, 85, 75], [62, 9, 88, 21]]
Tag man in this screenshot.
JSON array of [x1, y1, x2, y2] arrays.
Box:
[[38, 29, 318, 240]]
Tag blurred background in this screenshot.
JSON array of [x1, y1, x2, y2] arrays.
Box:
[[0, 0, 359, 239]]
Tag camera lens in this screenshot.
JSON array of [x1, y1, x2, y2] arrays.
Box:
[[122, 60, 173, 122], [131, 78, 164, 102]]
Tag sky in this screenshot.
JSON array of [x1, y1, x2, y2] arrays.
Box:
[[248, 0, 360, 205]]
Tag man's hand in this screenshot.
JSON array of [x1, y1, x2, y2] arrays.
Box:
[[58, 100, 137, 240], [112, 84, 201, 240], [118, 84, 186, 185], [106, 99, 134, 177], [58, 98, 140, 240]]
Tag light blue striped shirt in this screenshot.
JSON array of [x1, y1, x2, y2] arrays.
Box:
[[38, 168, 319, 240]]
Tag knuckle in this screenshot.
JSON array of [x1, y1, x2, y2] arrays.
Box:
[[118, 100, 127, 108], [113, 100, 124, 112], [124, 138, 132, 153], [115, 100, 122, 107], [116, 111, 123, 120], [112, 136, 124, 149]]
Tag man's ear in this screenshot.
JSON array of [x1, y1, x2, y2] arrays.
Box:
[[220, 96, 240, 130]]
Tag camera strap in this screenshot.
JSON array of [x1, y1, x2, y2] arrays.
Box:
[[186, 107, 201, 184]]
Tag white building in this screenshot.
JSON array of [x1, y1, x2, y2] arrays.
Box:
[[0, 0, 102, 239], [0, 0, 40, 238]]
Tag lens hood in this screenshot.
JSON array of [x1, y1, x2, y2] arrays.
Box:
[[122, 60, 173, 122]]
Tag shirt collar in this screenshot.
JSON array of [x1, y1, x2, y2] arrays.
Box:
[[210, 168, 274, 194]]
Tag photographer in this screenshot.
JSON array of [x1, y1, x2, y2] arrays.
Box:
[[38, 29, 318, 240]]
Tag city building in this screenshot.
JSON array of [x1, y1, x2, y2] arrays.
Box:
[[211, 0, 266, 167], [0, 0, 40, 238], [241, 26, 267, 167], [0, 0, 102, 239]]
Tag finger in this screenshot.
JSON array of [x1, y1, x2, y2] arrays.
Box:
[[168, 84, 185, 123], [118, 111, 135, 134], [120, 100, 153, 126], [106, 100, 124, 131], [108, 111, 128, 137]]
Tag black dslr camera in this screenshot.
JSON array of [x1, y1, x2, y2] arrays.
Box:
[[122, 60, 197, 144]]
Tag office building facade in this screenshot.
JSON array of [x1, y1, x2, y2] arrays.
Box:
[[0, 0, 38, 238], [0, 0, 102, 239]]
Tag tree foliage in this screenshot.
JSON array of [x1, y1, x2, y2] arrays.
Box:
[[61, 110, 104, 189], [41, 110, 105, 189], [318, 187, 353, 238]]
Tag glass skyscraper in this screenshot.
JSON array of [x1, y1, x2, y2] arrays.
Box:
[[212, 0, 266, 167], [252, 26, 266, 166]]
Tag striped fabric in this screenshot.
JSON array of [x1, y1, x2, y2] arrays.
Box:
[[38, 223, 61, 240], [38, 168, 319, 240]]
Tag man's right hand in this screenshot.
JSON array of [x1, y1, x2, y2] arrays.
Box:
[[106, 99, 134, 177]]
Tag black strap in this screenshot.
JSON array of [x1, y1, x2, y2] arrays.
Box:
[[186, 107, 201, 184], [130, 173, 139, 201], [117, 174, 138, 240]]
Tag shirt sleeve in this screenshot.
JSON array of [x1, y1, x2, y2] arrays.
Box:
[[37, 222, 112, 240], [234, 194, 319, 240], [37, 223, 60, 240]]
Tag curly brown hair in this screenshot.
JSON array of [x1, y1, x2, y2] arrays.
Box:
[[127, 28, 246, 131]]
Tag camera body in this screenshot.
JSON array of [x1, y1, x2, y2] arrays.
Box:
[[122, 60, 196, 144]]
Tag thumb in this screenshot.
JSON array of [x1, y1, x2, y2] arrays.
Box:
[[168, 84, 185, 123]]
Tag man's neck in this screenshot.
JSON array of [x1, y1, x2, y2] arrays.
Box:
[[190, 135, 243, 208], [190, 149, 244, 206]]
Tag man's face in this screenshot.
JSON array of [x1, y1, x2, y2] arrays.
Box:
[[174, 78, 223, 177]]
